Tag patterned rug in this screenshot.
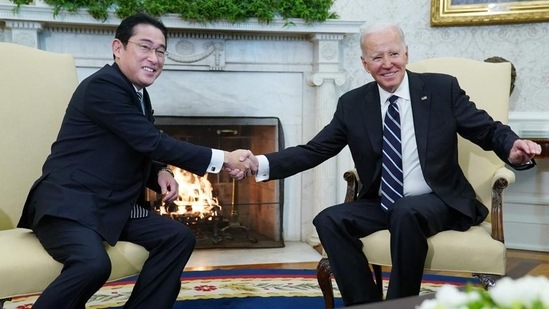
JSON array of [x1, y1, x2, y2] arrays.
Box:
[[4, 269, 480, 308]]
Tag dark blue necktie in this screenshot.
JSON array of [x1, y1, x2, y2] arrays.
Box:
[[130, 91, 149, 219], [136, 91, 146, 115], [380, 95, 403, 212]]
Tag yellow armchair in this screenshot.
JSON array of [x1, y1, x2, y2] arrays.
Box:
[[316, 57, 515, 308], [0, 42, 149, 307]]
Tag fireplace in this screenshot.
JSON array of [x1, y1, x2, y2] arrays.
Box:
[[147, 116, 284, 249]]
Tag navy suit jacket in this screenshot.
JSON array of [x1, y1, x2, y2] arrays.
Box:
[[18, 63, 212, 245], [265, 71, 521, 231]]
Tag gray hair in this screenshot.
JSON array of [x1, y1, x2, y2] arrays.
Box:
[[359, 22, 407, 54]]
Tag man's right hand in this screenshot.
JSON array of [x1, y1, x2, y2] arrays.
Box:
[[223, 149, 258, 180]]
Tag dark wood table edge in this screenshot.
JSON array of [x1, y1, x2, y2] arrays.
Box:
[[349, 292, 436, 308]]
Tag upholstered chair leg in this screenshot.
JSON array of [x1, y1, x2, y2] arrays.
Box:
[[317, 257, 335, 309], [372, 264, 383, 300], [0, 298, 11, 309], [473, 273, 503, 289]]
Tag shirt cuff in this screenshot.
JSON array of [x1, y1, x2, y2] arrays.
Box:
[[255, 155, 270, 182], [207, 149, 224, 174], [508, 158, 537, 171]]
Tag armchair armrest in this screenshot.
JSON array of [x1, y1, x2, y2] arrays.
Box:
[[343, 166, 514, 244], [343, 169, 360, 203], [490, 166, 515, 243], [492, 166, 516, 186]]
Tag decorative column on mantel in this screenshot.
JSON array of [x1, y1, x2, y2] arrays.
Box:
[[306, 33, 347, 247], [3, 20, 43, 48]]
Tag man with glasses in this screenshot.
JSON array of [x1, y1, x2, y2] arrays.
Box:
[[17, 13, 256, 308]]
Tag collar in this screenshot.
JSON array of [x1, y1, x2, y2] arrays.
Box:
[[378, 72, 410, 104], [133, 85, 143, 95]]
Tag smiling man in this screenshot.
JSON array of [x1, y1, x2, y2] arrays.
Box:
[[18, 13, 256, 308], [238, 22, 541, 306]]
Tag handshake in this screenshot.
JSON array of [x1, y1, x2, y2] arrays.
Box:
[[223, 149, 259, 180]]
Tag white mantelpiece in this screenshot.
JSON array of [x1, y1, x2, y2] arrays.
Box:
[[0, 2, 363, 244], [508, 112, 549, 139], [506, 112, 549, 252]]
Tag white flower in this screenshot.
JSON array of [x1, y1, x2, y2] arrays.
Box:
[[416, 276, 549, 309], [436, 285, 481, 307], [416, 285, 481, 309], [490, 276, 549, 307]]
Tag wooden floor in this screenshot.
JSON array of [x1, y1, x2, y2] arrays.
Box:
[[187, 249, 549, 279], [505, 249, 549, 278]]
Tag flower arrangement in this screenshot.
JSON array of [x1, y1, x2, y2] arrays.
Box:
[[417, 276, 549, 309]]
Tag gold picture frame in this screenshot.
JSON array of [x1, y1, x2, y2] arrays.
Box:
[[431, 0, 549, 26]]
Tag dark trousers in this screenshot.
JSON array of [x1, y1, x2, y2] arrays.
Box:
[[313, 193, 455, 306], [32, 213, 195, 309]]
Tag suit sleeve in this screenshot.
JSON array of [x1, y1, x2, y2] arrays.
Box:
[[81, 73, 212, 176], [145, 161, 165, 192], [265, 100, 349, 180]]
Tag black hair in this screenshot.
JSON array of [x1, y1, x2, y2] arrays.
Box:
[[113, 13, 168, 59]]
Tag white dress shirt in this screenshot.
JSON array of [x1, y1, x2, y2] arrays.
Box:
[[207, 150, 224, 174]]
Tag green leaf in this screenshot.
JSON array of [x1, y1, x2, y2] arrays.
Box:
[[10, 0, 338, 24]]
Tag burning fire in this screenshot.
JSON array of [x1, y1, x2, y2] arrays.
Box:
[[160, 168, 222, 218]]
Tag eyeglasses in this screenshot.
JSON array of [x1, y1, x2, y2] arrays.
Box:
[[127, 40, 169, 59]]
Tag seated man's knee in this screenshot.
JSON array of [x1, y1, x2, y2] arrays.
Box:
[[73, 252, 112, 283], [313, 206, 340, 229], [166, 220, 196, 248], [313, 207, 330, 227]]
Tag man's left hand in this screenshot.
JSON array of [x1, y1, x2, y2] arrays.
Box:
[[508, 139, 542, 165], [158, 169, 179, 203]]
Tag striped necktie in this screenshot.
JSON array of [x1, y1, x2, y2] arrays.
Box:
[[130, 203, 149, 219], [136, 91, 145, 115], [380, 95, 403, 212], [130, 91, 149, 219]]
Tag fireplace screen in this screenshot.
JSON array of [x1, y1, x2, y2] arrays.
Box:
[[147, 117, 284, 249]]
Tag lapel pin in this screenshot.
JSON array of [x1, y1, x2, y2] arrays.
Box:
[[421, 96, 427, 100]]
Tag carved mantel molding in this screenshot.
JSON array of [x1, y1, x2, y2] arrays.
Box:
[[0, 3, 362, 71]]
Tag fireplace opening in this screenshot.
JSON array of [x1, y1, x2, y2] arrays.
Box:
[[147, 116, 284, 249]]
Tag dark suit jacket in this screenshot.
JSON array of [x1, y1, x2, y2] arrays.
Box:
[[265, 71, 521, 231], [18, 63, 212, 245]]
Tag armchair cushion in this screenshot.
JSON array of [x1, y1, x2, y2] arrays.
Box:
[[362, 222, 505, 275], [0, 229, 148, 298]]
